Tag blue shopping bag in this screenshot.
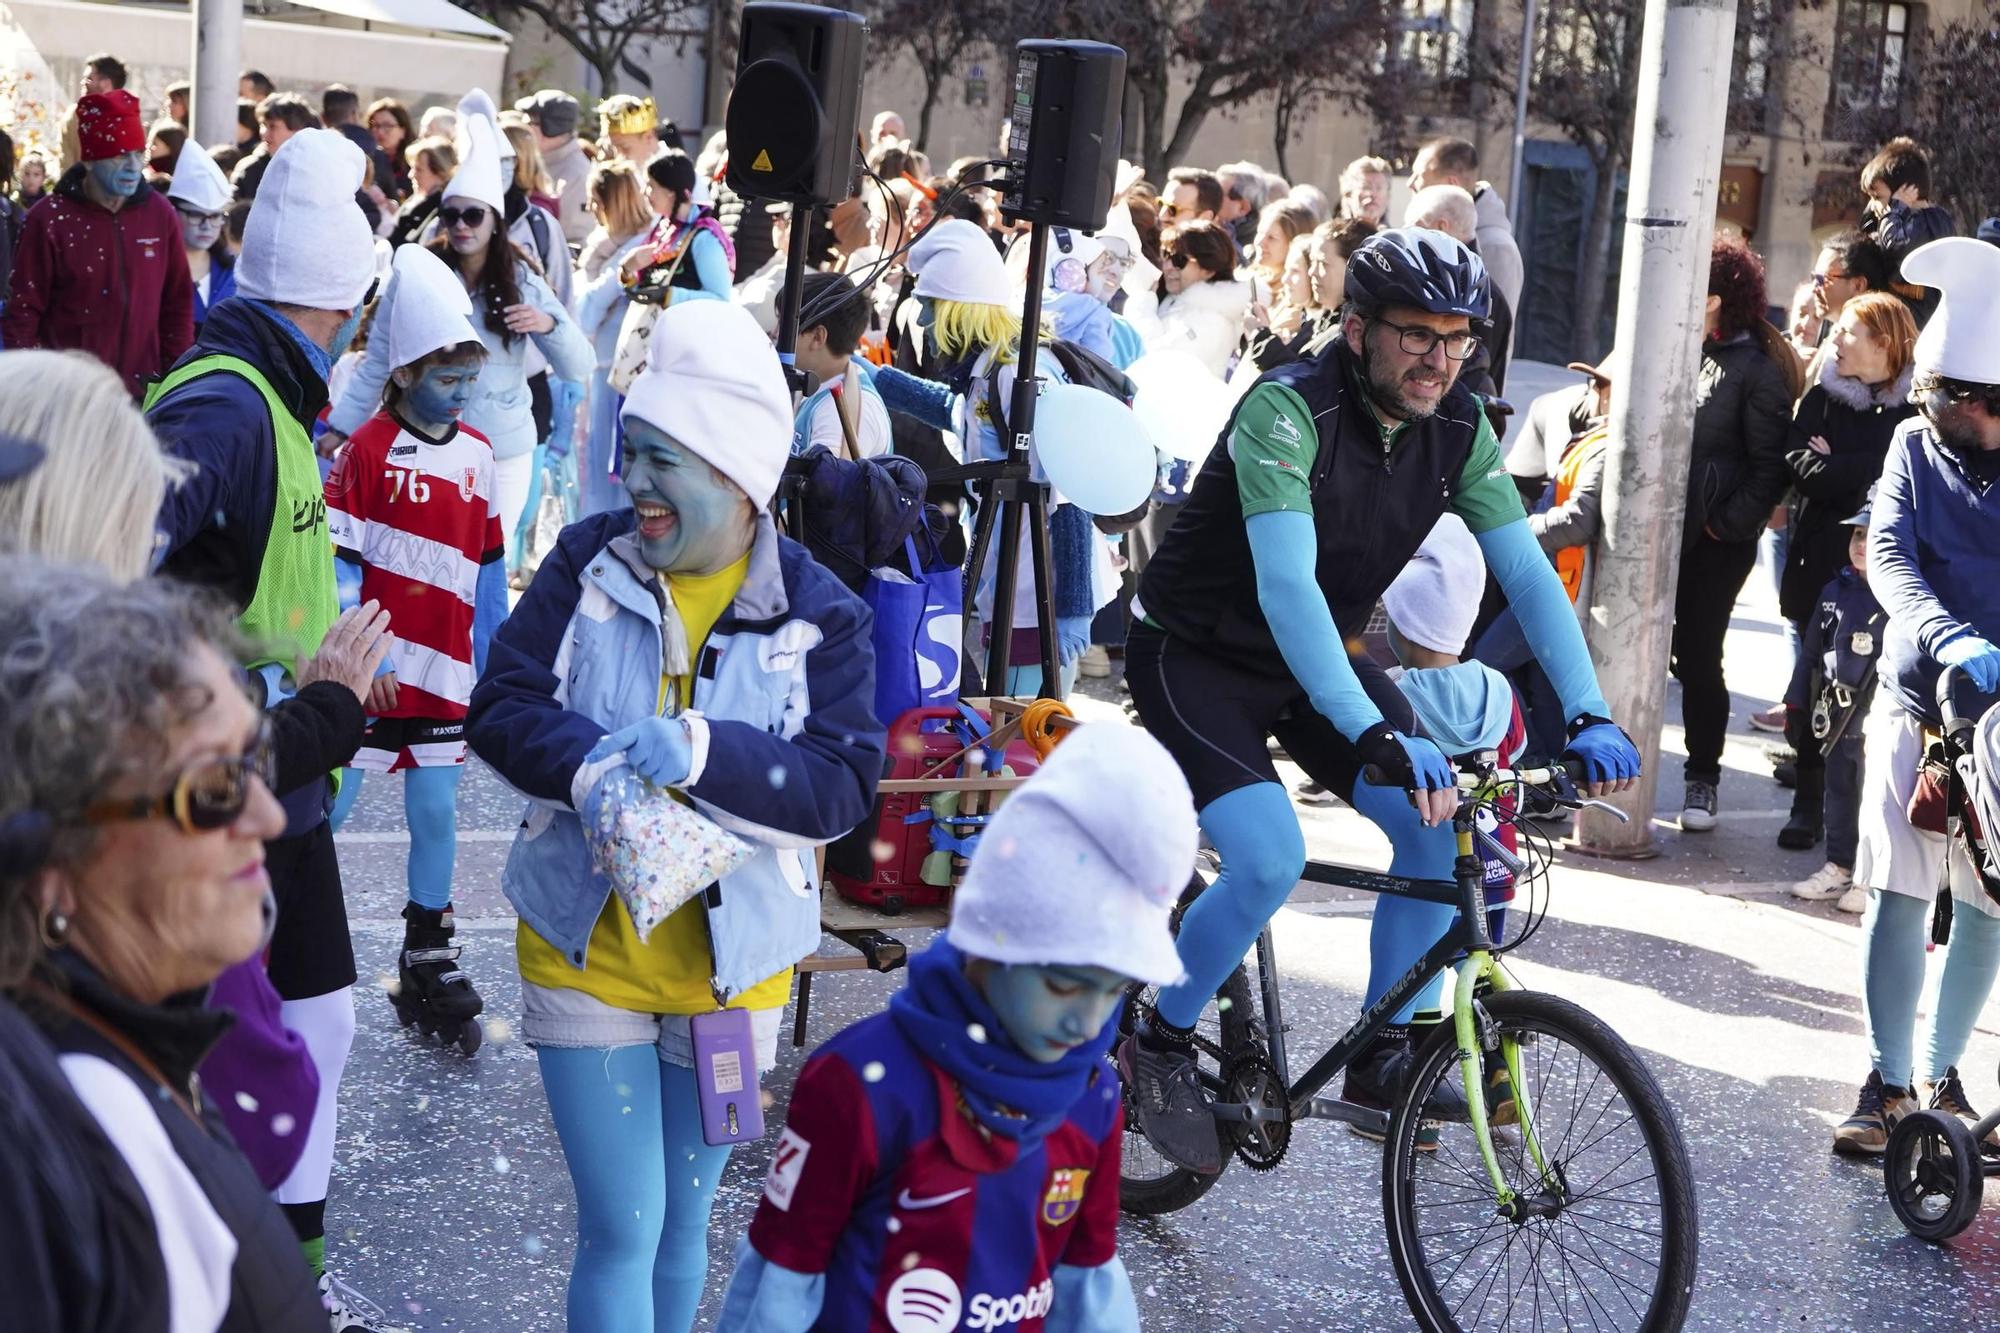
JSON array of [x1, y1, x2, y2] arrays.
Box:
[[865, 533, 963, 722]]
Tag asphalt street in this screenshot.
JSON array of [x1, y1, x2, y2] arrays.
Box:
[[319, 382, 2000, 1330]]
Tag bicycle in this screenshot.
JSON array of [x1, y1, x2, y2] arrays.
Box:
[[1117, 755, 1700, 1332]]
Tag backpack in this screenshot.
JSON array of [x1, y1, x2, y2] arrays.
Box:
[[983, 338, 1150, 532]]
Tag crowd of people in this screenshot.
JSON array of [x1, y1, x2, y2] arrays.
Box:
[[0, 45, 1997, 1333]]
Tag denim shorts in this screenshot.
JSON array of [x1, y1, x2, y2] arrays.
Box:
[[519, 981, 784, 1073]]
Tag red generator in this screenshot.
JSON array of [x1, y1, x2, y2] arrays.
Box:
[[826, 704, 1041, 914]]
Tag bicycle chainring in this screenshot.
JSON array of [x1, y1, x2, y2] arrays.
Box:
[[1223, 1051, 1291, 1171]]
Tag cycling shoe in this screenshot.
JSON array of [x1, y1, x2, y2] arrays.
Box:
[[1118, 1022, 1224, 1175]]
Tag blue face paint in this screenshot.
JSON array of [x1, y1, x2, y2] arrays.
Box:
[[328, 304, 365, 361], [398, 360, 482, 436], [87, 151, 144, 201], [975, 961, 1128, 1064], [620, 419, 754, 574]]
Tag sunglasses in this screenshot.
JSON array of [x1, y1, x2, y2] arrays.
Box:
[[439, 205, 489, 230], [85, 720, 276, 835], [1924, 376, 2000, 413], [1165, 252, 1191, 269], [1810, 270, 1851, 288]]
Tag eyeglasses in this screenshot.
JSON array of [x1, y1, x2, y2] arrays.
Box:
[[85, 720, 276, 836], [173, 202, 226, 226], [1373, 316, 1481, 361], [1810, 270, 1851, 288], [1165, 252, 1191, 269], [439, 205, 488, 230], [1920, 375, 2000, 413]]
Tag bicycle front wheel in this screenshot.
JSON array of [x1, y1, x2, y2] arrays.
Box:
[[1382, 991, 1698, 1332]]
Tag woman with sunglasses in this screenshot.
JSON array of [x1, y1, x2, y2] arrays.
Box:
[[1120, 218, 1250, 380], [328, 115, 592, 567], [0, 560, 345, 1332], [166, 140, 237, 334]]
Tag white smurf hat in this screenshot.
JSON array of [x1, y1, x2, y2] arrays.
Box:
[[949, 723, 1196, 987], [236, 128, 376, 311], [165, 139, 230, 214], [443, 113, 507, 215], [619, 301, 791, 510], [384, 244, 481, 370], [909, 218, 1012, 307], [1904, 237, 2000, 385]]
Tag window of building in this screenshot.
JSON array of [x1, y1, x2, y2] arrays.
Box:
[[1392, 0, 1475, 83], [1829, 0, 1919, 129]]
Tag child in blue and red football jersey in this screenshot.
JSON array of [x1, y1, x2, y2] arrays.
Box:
[[715, 724, 1199, 1333]]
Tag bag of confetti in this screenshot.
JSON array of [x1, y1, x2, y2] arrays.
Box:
[[581, 763, 758, 943]]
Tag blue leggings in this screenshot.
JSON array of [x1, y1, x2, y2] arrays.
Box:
[[1155, 781, 1457, 1030], [537, 1046, 732, 1333], [327, 765, 461, 911], [1861, 889, 2000, 1085]]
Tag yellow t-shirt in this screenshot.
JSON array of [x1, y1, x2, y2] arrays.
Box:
[[516, 554, 793, 1015]]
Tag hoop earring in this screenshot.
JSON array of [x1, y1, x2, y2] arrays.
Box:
[[40, 909, 68, 951]]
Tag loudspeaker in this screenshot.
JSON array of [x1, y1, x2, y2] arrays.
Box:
[[726, 2, 868, 205], [1000, 40, 1127, 230]]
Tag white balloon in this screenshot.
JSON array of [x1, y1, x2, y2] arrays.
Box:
[[1031, 381, 1155, 516], [1127, 350, 1240, 461]]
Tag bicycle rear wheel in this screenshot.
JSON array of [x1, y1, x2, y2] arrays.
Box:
[[1382, 991, 1698, 1332], [1118, 869, 1258, 1216]]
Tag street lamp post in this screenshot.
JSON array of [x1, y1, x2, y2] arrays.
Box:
[[192, 0, 243, 150]]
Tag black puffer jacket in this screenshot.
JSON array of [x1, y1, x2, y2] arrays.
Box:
[[27, 953, 326, 1332], [1685, 332, 1794, 550], [1777, 356, 1912, 622], [712, 173, 776, 278]]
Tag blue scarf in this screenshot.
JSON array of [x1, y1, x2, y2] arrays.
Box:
[[246, 299, 334, 381], [888, 939, 1119, 1149]]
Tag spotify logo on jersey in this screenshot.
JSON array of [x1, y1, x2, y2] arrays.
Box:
[[886, 1268, 962, 1331]]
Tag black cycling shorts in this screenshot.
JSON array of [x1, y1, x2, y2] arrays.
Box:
[[262, 820, 357, 1001], [1124, 622, 1416, 812]]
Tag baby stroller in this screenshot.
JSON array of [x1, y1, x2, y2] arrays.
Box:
[[1884, 665, 2000, 1242]]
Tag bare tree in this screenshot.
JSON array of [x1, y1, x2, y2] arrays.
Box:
[[868, 0, 997, 150], [467, 0, 706, 93], [1851, 6, 2000, 229]]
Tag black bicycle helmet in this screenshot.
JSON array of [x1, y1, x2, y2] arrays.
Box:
[[1343, 226, 1491, 320]]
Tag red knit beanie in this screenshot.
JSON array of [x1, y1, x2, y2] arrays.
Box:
[[76, 90, 144, 162]]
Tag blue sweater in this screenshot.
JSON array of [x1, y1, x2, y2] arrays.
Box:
[[1869, 418, 2000, 724]]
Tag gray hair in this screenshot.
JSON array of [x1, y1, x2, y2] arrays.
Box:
[[1217, 161, 1270, 213], [0, 560, 248, 987], [1405, 184, 1479, 246]]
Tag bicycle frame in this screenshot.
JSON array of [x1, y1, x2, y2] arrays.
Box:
[[1235, 781, 1552, 1209]]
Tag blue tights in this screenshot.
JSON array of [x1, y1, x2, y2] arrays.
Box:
[[327, 765, 461, 911], [1861, 889, 2000, 1085], [537, 1046, 732, 1333], [1155, 781, 1457, 1030]]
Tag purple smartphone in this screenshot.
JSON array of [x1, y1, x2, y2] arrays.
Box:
[[690, 1007, 765, 1146]]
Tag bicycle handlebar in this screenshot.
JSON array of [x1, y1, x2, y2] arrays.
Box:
[[1358, 758, 1587, 792]]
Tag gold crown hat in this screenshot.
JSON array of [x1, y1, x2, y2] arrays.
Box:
[[598, 95, 656, 137]]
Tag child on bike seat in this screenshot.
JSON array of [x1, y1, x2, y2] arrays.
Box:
[[1784, 501, 1885, 912], [1343, 514, 1526, 1132], [714, 723, 1198, 1333]]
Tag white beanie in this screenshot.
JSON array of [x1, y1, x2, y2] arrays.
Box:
[[236, 128, 377, 312], [1904, 237, 2000, 385], [619, 301, 791, 509], [1382, 513, 1486, 656], [384, 244, 481, 370], [949, 723, 1196, 987], [166, 139, 230, 214], [909, 218, 1012, 306], [1095, 204, 1142, 262], [444, 114, 508, 215]]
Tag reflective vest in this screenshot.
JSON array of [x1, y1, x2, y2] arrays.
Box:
[[145, 354, 338, 671], [1552, 428, 1607, 605]]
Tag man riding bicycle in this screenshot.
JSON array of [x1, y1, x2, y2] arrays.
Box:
[[1118, 227, 1642, 1174]]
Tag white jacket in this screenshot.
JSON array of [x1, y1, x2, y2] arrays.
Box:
[[1121, 274, 1251, 378]]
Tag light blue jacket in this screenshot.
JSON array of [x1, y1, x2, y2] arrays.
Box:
[[573, 232, 654, 371], [466, 510, 886, 998], [328, 249, 594, 462]]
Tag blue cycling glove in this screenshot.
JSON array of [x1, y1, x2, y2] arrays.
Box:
[[585, 716, 693, 787], [1938, 634, 2000, 694], [1355, 723, 1456, 792], [1563, 715, 1642, 787]]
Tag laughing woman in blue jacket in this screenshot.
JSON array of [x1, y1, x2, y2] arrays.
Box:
[[467, 299, 885, 1333]]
